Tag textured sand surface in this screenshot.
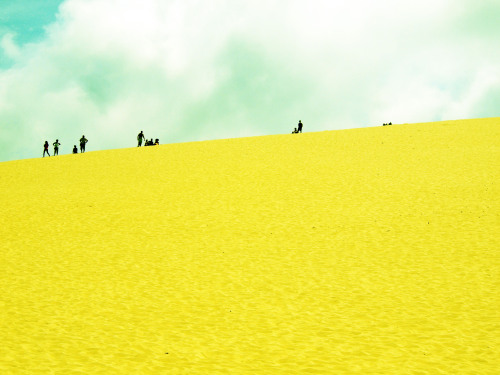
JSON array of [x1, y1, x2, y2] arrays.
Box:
[[1, 118, 499, 374]]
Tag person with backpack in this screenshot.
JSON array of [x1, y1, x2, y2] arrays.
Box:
[[53, 139, 61, 155], [79, 135, 88, 153], [43, 141, 50, 157]]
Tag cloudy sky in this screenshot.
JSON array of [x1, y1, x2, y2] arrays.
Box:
[[1, 0, 499, 161]]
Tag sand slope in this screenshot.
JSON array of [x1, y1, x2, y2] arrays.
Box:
[[1, 118, 499, 374]]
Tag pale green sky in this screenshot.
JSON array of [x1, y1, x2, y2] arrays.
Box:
[[1, 0, 499, 161]]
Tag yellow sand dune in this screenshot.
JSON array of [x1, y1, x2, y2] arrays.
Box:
[[1, 118, 499, 374]]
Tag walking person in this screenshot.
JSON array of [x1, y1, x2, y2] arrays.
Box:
[[297, 120, 303, 133], [79, 135, 88, 153], [137, 131, 145, 147], [53, 139, 61, 155], [43, 141, 50, 157]]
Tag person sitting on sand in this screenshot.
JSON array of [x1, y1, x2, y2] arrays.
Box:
[[53, 139, 61, 156], [155, 138, 159, 145], [292, 128, 298, 134], [43, 141, 50, 157], [73, 145, 78, 154]]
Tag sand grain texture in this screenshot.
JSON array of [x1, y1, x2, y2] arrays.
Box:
[[1, 118, 499, 374]]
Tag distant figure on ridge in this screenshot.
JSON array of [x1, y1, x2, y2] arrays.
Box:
[[43, 141, 50, 157], [79, 135, 88, 153], [155, 138, 159, 145], [297, 120, 303, 133], [292, 128, 298, 134], [53, 139, 61, 156], [73, 145, 78, 154], [137, 131, 145, 147]]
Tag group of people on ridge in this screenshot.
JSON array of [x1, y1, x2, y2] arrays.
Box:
[[43, 122, 304, 158], [137, 131, 159, 146], [43, 136, 88, 157]]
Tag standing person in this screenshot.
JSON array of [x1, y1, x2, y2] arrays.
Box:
[[297, 120, 303, 133], [79, 135, 88, 153], [43, 141, 50, 157], [73, 145, 78, 154], [53, 139, 61, 155], [137, 131, 145, 147]]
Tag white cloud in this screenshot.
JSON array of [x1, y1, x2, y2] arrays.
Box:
[[1, 33, 21, 60]]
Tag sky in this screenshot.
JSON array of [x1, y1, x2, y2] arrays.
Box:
[[0, 0, 499, 162]]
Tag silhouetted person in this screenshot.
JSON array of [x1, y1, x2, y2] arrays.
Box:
[[80, 135, 88, 153], [297, 120, 303, 133], [137, 131, 145, 147], [155, 138, 159, 145], [73, 145, 78, 154], [292, 128, 298, 134], [43, 141, 50, 157], [53, 139, 61, 155]]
